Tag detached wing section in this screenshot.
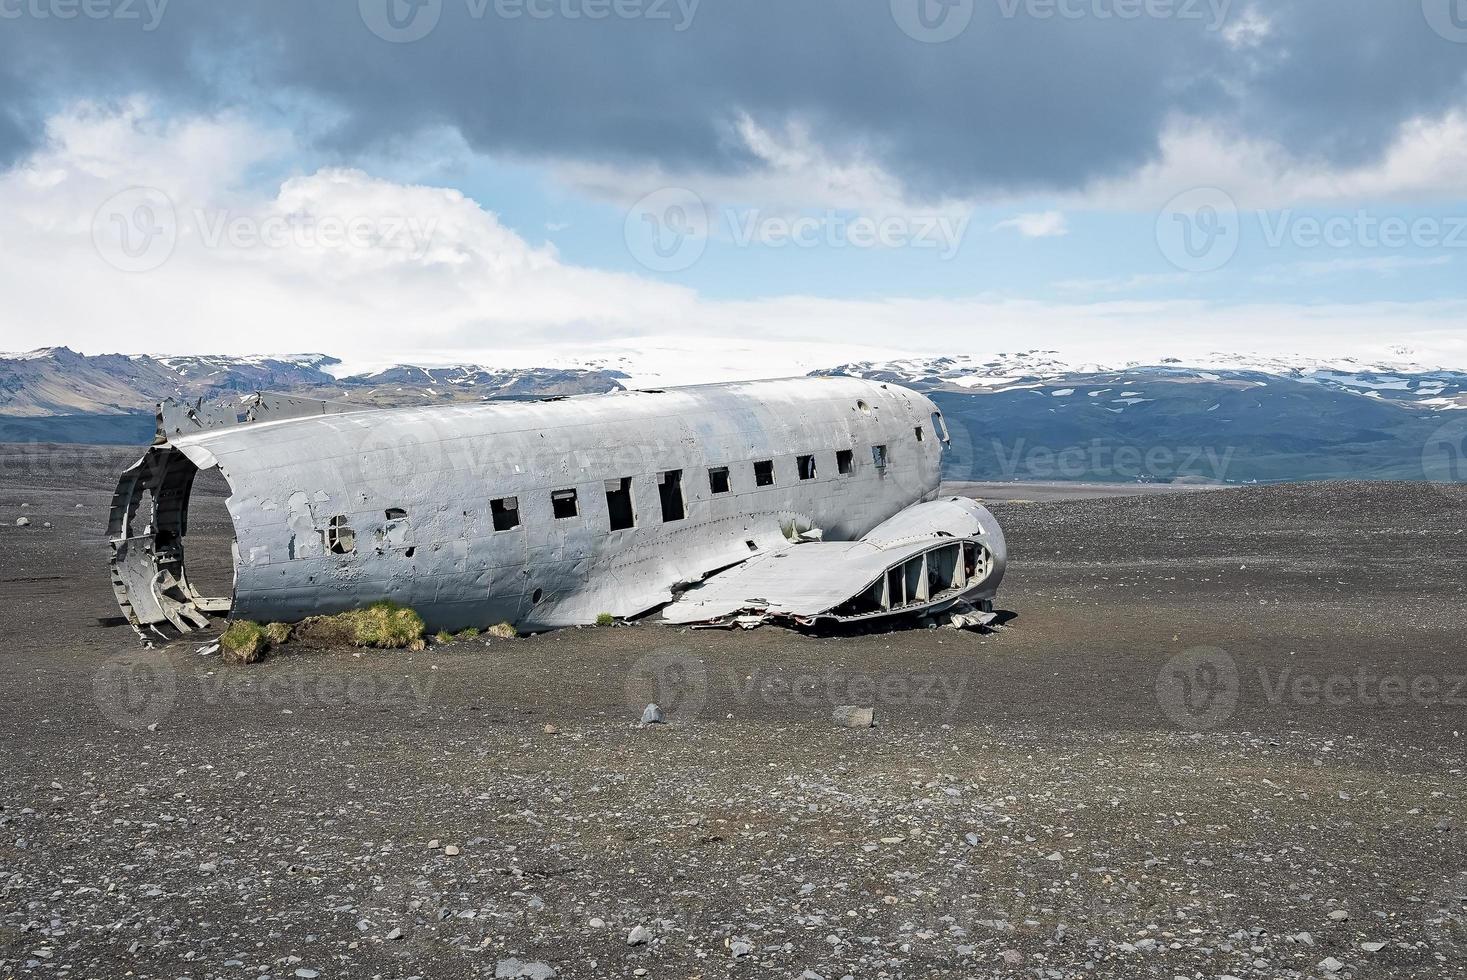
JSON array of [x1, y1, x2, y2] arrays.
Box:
[[662, 497, 1006, 627]]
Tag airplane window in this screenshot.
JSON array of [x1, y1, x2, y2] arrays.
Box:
[[872, 445, 888, 469], [659, 469, 686, 522], [837, 449, 854, 475], [605, 478, 635, 530], [931, 411, 950, 443], [797, 454, 817, 480], [324, 515, 356, 554], [753, 459, 775, 487], [552, 489, 578, 519], [914, 425, 925, 442], [490, 497, 520, 531], [708, 466, 731, 494]]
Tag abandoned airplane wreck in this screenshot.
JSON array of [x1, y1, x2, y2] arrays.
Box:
[[108, 377, 1007, 639]]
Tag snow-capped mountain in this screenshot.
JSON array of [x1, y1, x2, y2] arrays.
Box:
[[3, 346, 1463, 483], [816, 351, 1467, 411], [0, 348, 626, 418]]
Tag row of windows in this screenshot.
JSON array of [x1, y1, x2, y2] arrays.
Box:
[[318, 419, 945, 555], [488, 441, 899, 533]]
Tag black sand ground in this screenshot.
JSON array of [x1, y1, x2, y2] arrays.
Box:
[[1, 443, 1464, 979]]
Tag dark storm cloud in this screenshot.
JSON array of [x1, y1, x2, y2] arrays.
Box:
[[0, 0, 1463, 196]]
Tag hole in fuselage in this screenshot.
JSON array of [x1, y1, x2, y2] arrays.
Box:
[[179, 464, 237, 604]]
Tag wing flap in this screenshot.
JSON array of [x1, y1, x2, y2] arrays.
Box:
[[662, 497, 1006, 627]]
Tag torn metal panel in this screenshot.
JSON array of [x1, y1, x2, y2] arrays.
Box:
[[108, 376, 1004, 637], [660, 497, 1006, 627], [155, 391, 366, 444]]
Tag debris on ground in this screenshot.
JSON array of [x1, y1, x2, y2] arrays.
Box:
[[832, 705, 875, 728]]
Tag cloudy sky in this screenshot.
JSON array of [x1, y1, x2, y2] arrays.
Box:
[[2, 0, 1466, 379]]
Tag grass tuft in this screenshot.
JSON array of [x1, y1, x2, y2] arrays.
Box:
[[220, 620, 267, 664], [263, 622, 293, 646], [348, 600, 427, 650], [456, 627, 481, 639], [292, 601, 428, 651], [486, 622, 517, 640], [595, 612, 615, 626]]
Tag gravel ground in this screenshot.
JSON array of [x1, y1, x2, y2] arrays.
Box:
[[2, 444, 1465, 979]]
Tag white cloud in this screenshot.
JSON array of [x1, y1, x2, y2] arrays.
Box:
[[1222, 7, 1272, 49], [0, 103, 695, 362], [995, 211, 1069, 238], [552, 111, 977, 229], [1077, 110, 1467, 210], [3, 104, 1467, 383]]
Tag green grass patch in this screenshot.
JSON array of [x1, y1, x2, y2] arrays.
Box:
[[293, 600, 428, 651], [220, 620, 267, 664]]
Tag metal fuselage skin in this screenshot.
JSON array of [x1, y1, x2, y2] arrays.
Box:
[[119, 377, 953, 632]]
